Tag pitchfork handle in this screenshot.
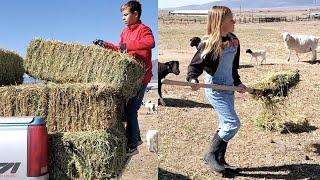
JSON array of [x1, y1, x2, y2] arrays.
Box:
[[161, 79, 256, 94]]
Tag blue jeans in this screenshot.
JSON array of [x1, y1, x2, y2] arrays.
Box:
[[125, 84, 147, 148], [204, 74, 241, 142]]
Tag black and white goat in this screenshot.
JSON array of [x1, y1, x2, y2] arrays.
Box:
[[246, 48, 266, 65], [143, 100, 158, 114]]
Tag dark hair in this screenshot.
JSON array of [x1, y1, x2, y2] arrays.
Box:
[[121, 1, 142, 18]]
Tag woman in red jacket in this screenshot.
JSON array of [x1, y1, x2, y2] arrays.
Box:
[[94, 0, 155, 156]]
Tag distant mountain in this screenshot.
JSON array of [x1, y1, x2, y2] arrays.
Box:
[[162, 0, 320, 10]]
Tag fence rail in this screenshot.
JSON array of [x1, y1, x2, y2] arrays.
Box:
[[159, 15, 320, 24]]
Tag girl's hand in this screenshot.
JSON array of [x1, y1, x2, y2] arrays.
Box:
[[190, 79, 201, 91], [237, 84, 247, 93]]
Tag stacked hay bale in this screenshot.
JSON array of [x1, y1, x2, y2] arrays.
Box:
[[0, 49, 24, 85], [0, 82, 129, 179], [0, 83, 125, 132], [250, 69, 309, 133], [25, 39, 145, 98], [48, 130, 126, 180], [0, 39, 146, 179]]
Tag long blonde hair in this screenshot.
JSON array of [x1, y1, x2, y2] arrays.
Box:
[[201, 6, 233, 59]]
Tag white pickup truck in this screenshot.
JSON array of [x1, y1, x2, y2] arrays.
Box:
[[0, 116, 49, 179]]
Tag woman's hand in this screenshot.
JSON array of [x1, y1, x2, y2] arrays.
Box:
[[237, 84, 247, 93], [190, 79, 201, 91]]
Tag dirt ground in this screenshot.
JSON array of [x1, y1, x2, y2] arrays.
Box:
[[120, 10, 320, 180], [157, 19, 320, 179]]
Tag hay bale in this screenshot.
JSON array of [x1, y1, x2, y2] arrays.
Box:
[[0, 83, 125, 132], [25, 39, 145, 98], [48, 130, 126, 180], [0, 49, 24, 85], [250, 69, 300, 100]]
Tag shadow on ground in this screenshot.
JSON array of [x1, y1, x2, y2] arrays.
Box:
[[158, 168, 191, 180], [224, 163, 320, 179], [239, 64, 254, 69], [301, 60, 320, 64], [239, 63, 277, 69], [281, 123, 317, 134], [260, 63, 276, 66], [162, 98, 212, 108]]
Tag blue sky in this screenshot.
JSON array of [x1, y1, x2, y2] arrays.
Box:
[[159, 0, 215, 9], [0, 0, 158, 59]]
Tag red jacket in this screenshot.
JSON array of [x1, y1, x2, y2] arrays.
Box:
[[104, 21, 155, 85]]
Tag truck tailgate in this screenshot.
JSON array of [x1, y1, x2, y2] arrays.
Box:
[[0, 125, 28, 178]]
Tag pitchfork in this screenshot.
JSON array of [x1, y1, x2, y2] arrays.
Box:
[[161, 79, 263, 96]]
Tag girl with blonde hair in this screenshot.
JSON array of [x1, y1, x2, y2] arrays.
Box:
[[187, 6, 247, 174]]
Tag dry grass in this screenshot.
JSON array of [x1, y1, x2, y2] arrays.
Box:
[[48, 130, 126, 179], [158, 17, 320, 179], [25, 39, 145, 98], [250, 69, 300, 99], [0, 48, 24, 86], [249, 70, 309, 133], [0, 83, 125, 132]]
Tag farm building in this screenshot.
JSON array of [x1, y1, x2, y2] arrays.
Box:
[[169, 10, 208, 16]]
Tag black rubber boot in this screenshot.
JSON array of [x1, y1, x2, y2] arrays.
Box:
[[219, 141, 231, 168], [204, 133, 225, 173], [219, 141, 239, 169]]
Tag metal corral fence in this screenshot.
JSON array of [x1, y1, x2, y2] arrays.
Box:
[[159, 15, 320, 24]]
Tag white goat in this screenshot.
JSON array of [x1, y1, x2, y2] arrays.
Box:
[[146, 130, 159, 153], [143, 100, 158, 114], [246, 48, 266, 65], [281, 32, 320, 62]]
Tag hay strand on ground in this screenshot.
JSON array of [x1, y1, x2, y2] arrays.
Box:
[[0, 48, 24, 86], [48, 130, 126, 180], [25, 38, 145, 98], [0, 83, 125, 132]]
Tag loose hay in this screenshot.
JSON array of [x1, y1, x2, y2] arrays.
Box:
[[250, 69, 300, 100], [24, 38, 145, 98], [249, 69, 311, 133], [0, 83, 125, 132], [48, 130, 126, 180], [253, 100, 310, 133], [0, 48, 24, 86]]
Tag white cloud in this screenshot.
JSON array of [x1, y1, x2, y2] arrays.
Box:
[[159, 0, 216, 9]]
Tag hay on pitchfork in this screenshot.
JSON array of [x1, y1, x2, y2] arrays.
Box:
[[250, 69, 300, 100], [249, 69, 311, 133], [24, 38, 145, 99], [0, 48, 24, 86], [0, 83, 126, 132], [48, 130, 126, 180]]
